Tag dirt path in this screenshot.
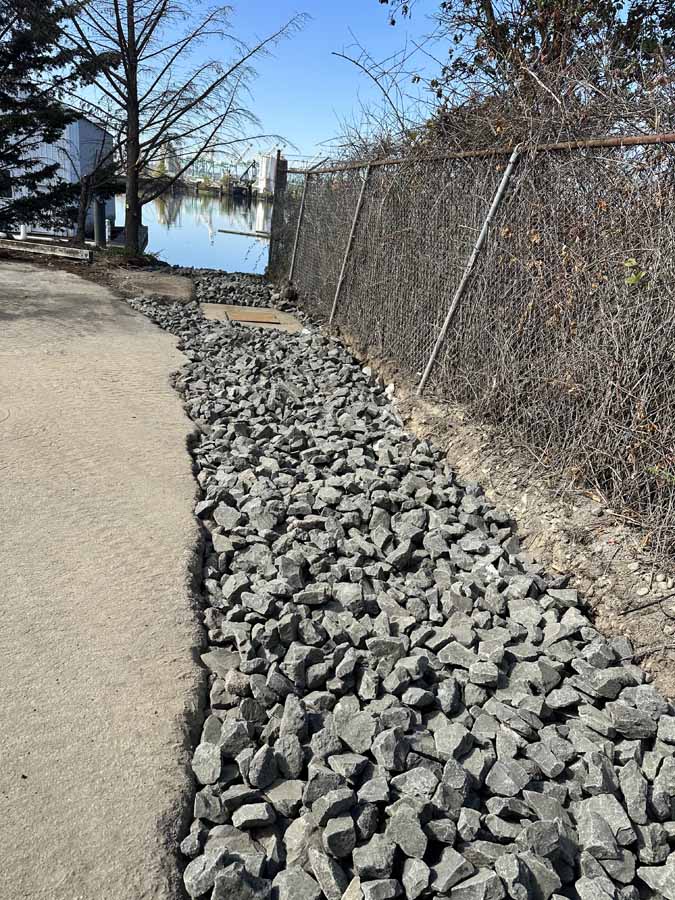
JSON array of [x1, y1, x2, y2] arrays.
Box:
[[0, 262, 202, 900]]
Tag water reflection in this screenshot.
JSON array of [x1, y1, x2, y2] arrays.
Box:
[[114, 191, 273, 273]]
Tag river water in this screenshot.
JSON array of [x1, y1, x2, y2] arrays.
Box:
[[114, 191, 272, 273]]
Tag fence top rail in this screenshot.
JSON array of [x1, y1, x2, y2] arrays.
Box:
[[286, 131, 675, 176]]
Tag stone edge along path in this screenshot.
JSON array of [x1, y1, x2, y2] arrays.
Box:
[[129, 283, 675, 900]]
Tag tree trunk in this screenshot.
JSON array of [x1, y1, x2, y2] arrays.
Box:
[[124, 0, 141, 255], [125, 123, 141, 255]]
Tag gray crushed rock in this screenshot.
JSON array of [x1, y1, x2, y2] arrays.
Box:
[[171, 267, 285, 309], [129, 288, 675, 900]]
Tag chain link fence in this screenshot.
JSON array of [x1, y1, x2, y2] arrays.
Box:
[[268, 137, 675, 555]]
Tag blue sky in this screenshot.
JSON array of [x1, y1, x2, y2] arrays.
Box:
[[223, 1, 440, 158]]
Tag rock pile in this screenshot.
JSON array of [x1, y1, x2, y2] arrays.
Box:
[[172, 269, 276, 308], [130, 293, 675, 900]]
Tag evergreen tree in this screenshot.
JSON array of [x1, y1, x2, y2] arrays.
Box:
[[0, 0, 104, 232]]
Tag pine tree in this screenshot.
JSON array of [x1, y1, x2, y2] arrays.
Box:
[[0, 0, 104, 232]]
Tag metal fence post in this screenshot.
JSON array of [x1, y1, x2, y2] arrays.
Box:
[[329, 164, 372, 325], [288, 172, 310, 284], [417, 147, 522, 395]]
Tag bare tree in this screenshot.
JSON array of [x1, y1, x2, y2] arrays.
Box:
[[65, 1, 305, 254]]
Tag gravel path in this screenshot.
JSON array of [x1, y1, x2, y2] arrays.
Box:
[[132, 289, 675, 900], [0, 262, 203, 900], [171, 269, 278, 308]]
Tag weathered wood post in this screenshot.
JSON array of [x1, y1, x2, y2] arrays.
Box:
[[268, 151, 287, 280]]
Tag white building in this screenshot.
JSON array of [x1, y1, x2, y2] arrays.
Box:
[[256, 153, 279, 196], [5, 116, 116, 238]]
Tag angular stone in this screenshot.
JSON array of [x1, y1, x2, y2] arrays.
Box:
[[220, 784, 262, 812], [652, 757, 675, 821], [313, 788, 356, 826], [183, 849, 226, 899], [431, 847, 475, 893], [572, 795, 636, 846], [304, 763, 344, 806], [618, 760, 648, 825], [518, 851, 561, 900], [342, 877, 364, 900], [635, 823, 670, 865], [358, 774, 390, 804], [402, 859, 430, 900], [361, 880, 402, 900], [249, 745, 278, 789], [460, 841, 510, 869], [219, 720, 255, 757], [434, 721, 473, 761], [309, 849, 350, 900], [577, 812, 620, 859], [265, 780, 304, 818], [386, 811, 427, 859], [192, 741, 222, 785], [232, 802, 276, 829], [297, 584, 332, 606], [372, 728, 409, 771], [329, 752, 370, 782], [323, 815, 356, 858], [285, 812, 323, 870], [352, 834, 396, 879], [485, 760, 530, 797], [469, 661, 499, 687], [524, 742, 564, 779], [657, 715, 675, 744], [335, 710, 378, 754], [637, 855, 675, 900], [448, 869, 505, 900], [274, 734, 304, 779], [390, 767, 439, 801], [437, 677, 461, 714], [194, 785, 227, 824], [601, 848, 636, 884], [212, 863, 271, 900], [575, 875, 617, 900], [494, 854, 531, 900], [273, 866, 322, 900], [605, 701, 657, 739]]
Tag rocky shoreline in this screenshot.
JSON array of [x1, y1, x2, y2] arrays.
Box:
[[130, 286, 675, 900]]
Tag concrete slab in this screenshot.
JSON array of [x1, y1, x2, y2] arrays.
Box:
[[0, 238, 92, 261], [0, 262, 202, 900], [110, 269, 194, 303], [201, 302, 303, 333]]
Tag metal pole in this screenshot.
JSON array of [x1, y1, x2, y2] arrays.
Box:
[[288, 172, 310, 284], [287, 130, 675, 176], [93, 198, 106, 247], [329, 164, 372, 325], [417, 146, 522, 396]]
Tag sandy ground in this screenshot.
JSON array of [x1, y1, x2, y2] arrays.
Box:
[[0, 262, 203, 900]]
